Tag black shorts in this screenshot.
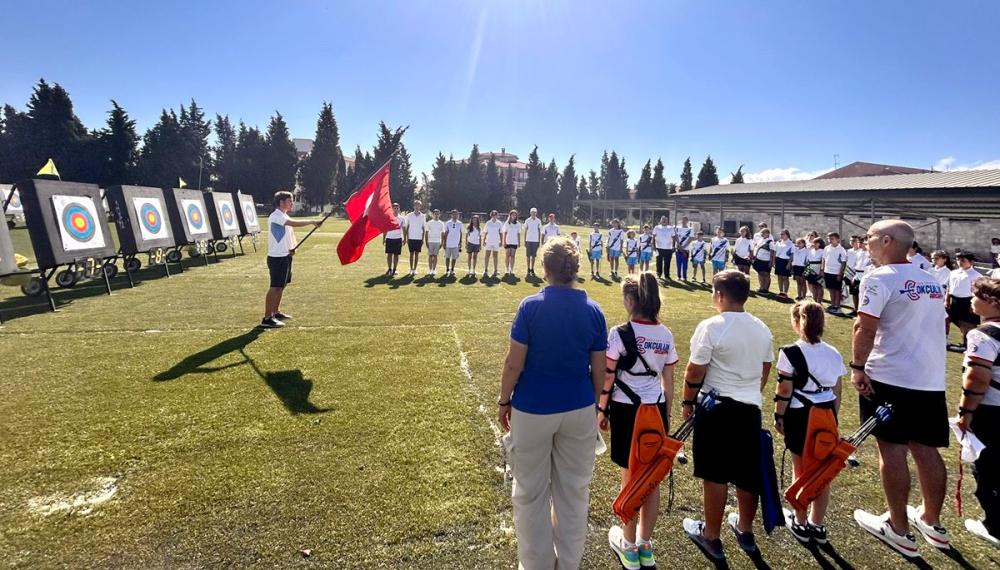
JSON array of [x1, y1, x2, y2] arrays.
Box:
[[859, 380, 949, 448], [407, 239, 423, 252], [267, 255, 292, 288], [466, 243, 480, 253], [385, 238, 402, 255], [805, 266, 823, 284], [693, 398, 762, 493], [775, 259, 792, 277], [792, 265, 805, 277], [948, 296, 980, 325], [753, 258, 772, 274], [525, 242, 539, 257], [783, 402, 837, 456], [848, 277, 861, 296], [609, 400, 669, 469], [733, 255, 750, 268], [505, 244, 518, 250], [824, 273, 843, 290]]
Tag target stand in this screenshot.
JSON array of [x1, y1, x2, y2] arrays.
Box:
[[206, 192, 243, 257], [0, 196, 54, 324], [106, 185, 182, 286], [163, 187, 217, 266], [232, 191, 261, 253], [16, 179, 118, 302], [3, 184, 25, 229]]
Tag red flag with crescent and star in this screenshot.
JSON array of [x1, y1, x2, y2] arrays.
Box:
[[336, 160, 398, 264]]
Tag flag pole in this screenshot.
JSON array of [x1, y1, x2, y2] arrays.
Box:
[[294, 155, 394, 250]]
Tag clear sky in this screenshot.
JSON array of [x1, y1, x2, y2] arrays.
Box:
[[3, 0, 999, 183]]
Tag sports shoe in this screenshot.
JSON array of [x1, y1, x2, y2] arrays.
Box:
[[682, 518, 725, 561], [636, 539, 656, 567], [259, 317, 285, 329], [728, 512, 758, 553], [965, 519, 1000, 548], [607, 525, 641, 570], [854, 510, 919, 558], [274, 311, 292, 320], [783, 508, 811, 544], [810, 523, 829, 545], [907, 505, 950, 549]]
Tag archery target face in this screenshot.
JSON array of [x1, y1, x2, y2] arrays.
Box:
[[217, 197, 239, 232], [51, 194, 107, 252], [132, 196, 167, 241], [239, 196, 259, 231], [3, 186, 22, 214], [181, 198, 207, 235]]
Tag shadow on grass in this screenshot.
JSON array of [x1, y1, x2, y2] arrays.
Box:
[[792, 541, 854, 570], [937, 545, 977, 569], [154, 328, 265, 381], [244, 352, 330, 415]]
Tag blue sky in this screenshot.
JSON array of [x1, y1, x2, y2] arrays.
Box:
[[3, 0, 999, 183]]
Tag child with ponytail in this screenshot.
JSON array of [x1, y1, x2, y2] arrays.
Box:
[[773, 300, 846, 545], [597, 272, 678, 569]]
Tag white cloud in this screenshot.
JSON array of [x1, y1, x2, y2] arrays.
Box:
[[934, 156, 1000, 171], [723, 166, 834, 184]]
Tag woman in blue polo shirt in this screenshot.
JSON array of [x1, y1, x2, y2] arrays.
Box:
[[498, 236, 607, 570]]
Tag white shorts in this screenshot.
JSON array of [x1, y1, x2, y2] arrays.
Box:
[[485, 243, 500, 252]]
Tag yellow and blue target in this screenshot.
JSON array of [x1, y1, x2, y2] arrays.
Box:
[[62, 202, 97, 242], [187, 203, 205, 230], [221, 202, 235, 225], [140, 203, 163, 234], [9, 191, 20, 208]]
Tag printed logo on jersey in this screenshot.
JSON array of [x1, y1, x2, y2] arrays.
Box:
[[898, 279, 944, 301], [635, 336, 671, 355]]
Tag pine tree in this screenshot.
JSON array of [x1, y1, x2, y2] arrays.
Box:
[[679, 157, 693, 192], [588, 170, 601, 201], [464, 145, 486, 212], [651, 158, 668, 198], [392, 142, 418, 208], [297, 102, 342, 208], [599, 151, 610, 199], [557, 155, 577, 219], [178, 99, 212, 188], [484, 154, 504, 211], [696, 155, 719, 188], [543, 158, 560, 215], [0, 105, 33, 182], [574, 175, 589, 222], [263, 112, 299, 195], [605, 151, 629, 199], [730, 164, 745, 184], [235, 122, 268, 202], [23, 79, 91, 181], [520, 146, 545, 211], [634, 159, 654, 199], [138, 109, 186, 188], [96, 100, 138, 187], [212, 115, 239, 192]]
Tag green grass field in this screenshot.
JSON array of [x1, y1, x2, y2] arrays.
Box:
[[1, 218, 997, 569]]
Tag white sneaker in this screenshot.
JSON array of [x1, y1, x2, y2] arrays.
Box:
[[965, 519, 1000, 548], [906, 505, 950, 549], [854, 510, 920, 558], [607, 525, 641, 570]]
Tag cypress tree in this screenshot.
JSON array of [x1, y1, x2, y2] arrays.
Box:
[[263, 112, 299, 195], [484, 154, 504, 211], [588, 170, 601, 202], [634, 159, 654, 199], [212, 115, 238, 192], [179, 100, 212, 188], [298, 102, 342, 208], [96, 100, 138, 187], [651, 158, 667, 198], [679, 157, 693, 192], [235, 122, 268, 202], [543, 158, 560, 215], [23, 79, 91, 181], [557, 154, 577, 219], [520, 146, 545, 211], [696, 155, 719, 188], [138, 109, 185, 188]]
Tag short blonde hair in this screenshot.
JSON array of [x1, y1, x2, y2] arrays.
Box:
[[540, 237, 580, 285]]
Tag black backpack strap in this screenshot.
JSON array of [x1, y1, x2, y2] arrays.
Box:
[[612, 323, 658, 406], [973, 323, 1000, 390], [779, 344, 828, 403]]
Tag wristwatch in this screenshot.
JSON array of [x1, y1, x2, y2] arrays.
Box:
[[497, 399, 511, 407]]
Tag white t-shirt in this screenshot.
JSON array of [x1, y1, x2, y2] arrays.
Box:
[[964, 324, 1000, 406], [823, 244, 848, 274], [929, 265, 950, 292], [385, 213, 403, 239], [571, 236, 581, 249], [734, 237, 753, 259], [543, 222, 560, 241], [467, 227, 481, 245], [426, 219, 445, 244], [858, 263, 946, 390], [625, 238, 639, 257], [589, 231, 603, 251], [754, 238, 774, 262], [775, 239, 794, 260], [444, 220, 463, 248], [484, 220, 502, 246], [990, 268, 1000, 280], [607, 228, 625, 251], [689, 312, 774, 407], [607, 321, 680, 404], [854, 249, 871, 272], [846, 249, 859, 274], [267, 210, 296, 257], [524, 217, 542, 243], [909, 253, 930, 271], [689, 240, 708, 263], [991, 244, 1000, 256], [807, 248, 824, 267], [639, 233, 653, 253], [405, 212, 426, 240], [502, 221, 521, 245], [676, 226, 694, 249], [949, 267, 983, 298], [776, 340, 846, 409], [711, 237, 729, 262], [792, 246, 809, 267], [654, 224, 676, 250]]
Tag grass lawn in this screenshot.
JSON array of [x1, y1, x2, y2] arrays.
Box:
[[1, 218, 998, 569]]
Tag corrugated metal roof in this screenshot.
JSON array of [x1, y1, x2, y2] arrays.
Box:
[[683, 169, 1000, 196]]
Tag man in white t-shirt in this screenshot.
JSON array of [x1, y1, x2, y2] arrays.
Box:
[[543, 213, 560, 243], [404, 200, 426, 276], [261, 191, 322, 329], [424, 209, 446, 277], [442, 209, 463, 277], [653, 216, 677, 280], [483, 210, 503, 278], [851, 219, 950, 557], [681, 270, 773, 562], [382, 202, 404, 276], [523, 208, 543, 277], [821, 232, 849, 313]]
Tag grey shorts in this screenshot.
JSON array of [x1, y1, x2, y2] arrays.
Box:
[[445, 247, 460, 260], [428, 243, 441, 256], [526, 241, 540, 257]]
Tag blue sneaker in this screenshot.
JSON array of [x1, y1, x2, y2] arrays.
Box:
[[637, 539, 656, 567], [608, 525, 641, 570]]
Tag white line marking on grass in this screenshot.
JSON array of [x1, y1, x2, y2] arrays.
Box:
[[450, 325, 502, 443], [27, 476, 120, 516]]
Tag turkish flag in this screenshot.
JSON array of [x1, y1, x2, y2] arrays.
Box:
[[336, 160, 398, 265]]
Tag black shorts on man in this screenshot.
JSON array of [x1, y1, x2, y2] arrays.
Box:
[[693, 397, 762, 494], [859, 379, 949, 447], [609, 400, 669, 469], [267, 255, 293, 288], [385, 237, 402, 255], [525, 242, 539, 257], [823, 273, 843, 291], [407, 239, 423, 252]]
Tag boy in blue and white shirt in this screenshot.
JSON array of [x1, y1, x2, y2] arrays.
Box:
[[689, 231, 709, 283]]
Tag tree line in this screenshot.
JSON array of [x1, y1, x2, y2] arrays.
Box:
[[0, 79, 417, 208]]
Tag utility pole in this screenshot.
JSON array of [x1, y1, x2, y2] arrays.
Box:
[[833, 153, 840, 169]]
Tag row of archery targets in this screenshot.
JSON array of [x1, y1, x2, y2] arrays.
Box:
[[0, 179, 261, 322]]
